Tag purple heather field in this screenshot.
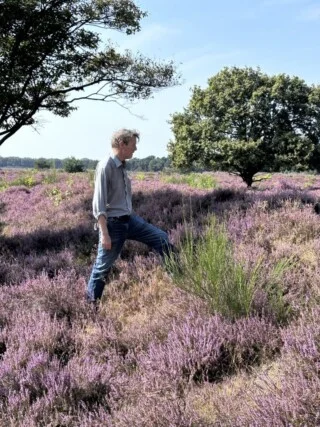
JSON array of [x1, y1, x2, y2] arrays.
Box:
[[0, 168, 320, 426]]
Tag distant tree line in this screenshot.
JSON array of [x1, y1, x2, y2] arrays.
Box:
[[127, 156, 171, 171], [0, 156, 172, 172], [0, 156, 98, 170]]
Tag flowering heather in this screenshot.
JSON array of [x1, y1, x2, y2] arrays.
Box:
[[0, 169, 320, 425]]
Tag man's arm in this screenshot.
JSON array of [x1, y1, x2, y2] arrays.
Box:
[[97, 215, 111, 250], [93, 162, 112, 250]]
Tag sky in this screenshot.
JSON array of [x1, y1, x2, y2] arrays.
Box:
[[1, 0, 320, 160]]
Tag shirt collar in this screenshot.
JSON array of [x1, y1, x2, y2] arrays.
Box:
[[111, 155, 125, 168]]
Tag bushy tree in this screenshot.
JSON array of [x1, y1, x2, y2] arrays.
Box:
[[0, 0, 179, 146], [34, 157, 51, 169], [64, 157, 85, 173], [168, 67, 320, 186]]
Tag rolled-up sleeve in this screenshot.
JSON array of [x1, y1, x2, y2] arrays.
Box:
[[92, 162, 108, 220]]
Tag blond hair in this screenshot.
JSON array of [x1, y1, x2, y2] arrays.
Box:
[[111, 129, 140, 148]]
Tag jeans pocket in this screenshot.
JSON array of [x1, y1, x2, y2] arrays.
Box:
[[108, 217, 119, 224]]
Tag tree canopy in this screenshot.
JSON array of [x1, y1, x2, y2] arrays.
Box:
[[168, 67, 320, 186], [0, 0, 180, 145]]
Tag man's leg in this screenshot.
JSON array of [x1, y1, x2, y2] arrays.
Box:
[[86, 219, 127, 302], [127, 214, 175, 259]]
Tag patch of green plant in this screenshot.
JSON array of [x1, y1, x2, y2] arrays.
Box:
[[64, 157, 85, 173], [162, 172, 217, 189], [11, 173, 37, 188], [87, 169, 95, 187], [42, 169, 58, 184], [0, 179, 8, 191], [135, 172, 146, 181], [255, 173, 272, 181], [46, 187, 72, 206], [166, 216, 293, 322]]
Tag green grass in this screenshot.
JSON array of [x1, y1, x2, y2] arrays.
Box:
[[161, 172, 217, 189], [42, 168, 59, 184], [166, 216, 292, 322], [0, 171, 38, 189], [134, 172, 146, 181]]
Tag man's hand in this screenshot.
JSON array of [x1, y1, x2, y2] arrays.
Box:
[[101, 232, 112, 250], [98, 215, 111, 250]]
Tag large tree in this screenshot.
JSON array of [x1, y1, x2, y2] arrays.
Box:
[[0, 0, 179, 146], [168, 67, 320, 186]]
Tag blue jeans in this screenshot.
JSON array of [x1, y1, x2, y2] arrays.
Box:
[[87, 214, 173, 301]]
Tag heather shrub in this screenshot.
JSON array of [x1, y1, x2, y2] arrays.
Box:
[[213, 187, 238, 202], [66, 356, 116, 409], [0, 352, 74, 426], [0, 229, 95, 285], [0, 353, 123, 426], [112, 396, 206, 427], [1, 169, 320, 425], [262, 189, 316, 211], [75, 319, 125, 360], [11, 271, 92, 322], [236, 308, 320, 426], [1, 310, 75, 364], [137, 312, 280, 391]]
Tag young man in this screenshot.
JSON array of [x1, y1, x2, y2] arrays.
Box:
[[87, 128, 174, 302]]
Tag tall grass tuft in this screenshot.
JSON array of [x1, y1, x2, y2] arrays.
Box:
[[166, 216, 292, 321]]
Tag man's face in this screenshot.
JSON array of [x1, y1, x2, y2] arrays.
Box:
[[119, 136, 137, 160]]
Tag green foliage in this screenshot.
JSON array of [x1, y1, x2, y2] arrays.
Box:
[[42, 169, 59, 184], [46, 186, 72, 206], [272, 132, 314, 172], [64, 157, 85, 173], [134, 172, 146, 180], [212, 139, 266, 187], [0, 155, 171, 171], [0, 0, 179, 145], [11, 172, 37, 187], [162, 172, 217, 189], [0, 180, 8, 192], [0, 171, 38, 190], [168, 67, 320, 185], [166, 216, 292, 322], [127, 156, 171, 171], [34, 158, 51, 170]]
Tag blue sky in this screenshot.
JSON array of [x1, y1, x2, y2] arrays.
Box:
[[1, 0, 320, 160]]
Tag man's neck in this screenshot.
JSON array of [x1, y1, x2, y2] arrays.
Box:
[[112, 150, 124, 162]]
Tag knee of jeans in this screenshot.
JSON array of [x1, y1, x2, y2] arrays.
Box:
[[95, 258, 113, 273]]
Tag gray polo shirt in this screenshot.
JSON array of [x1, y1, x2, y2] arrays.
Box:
[[92, 155, 132, 220]]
